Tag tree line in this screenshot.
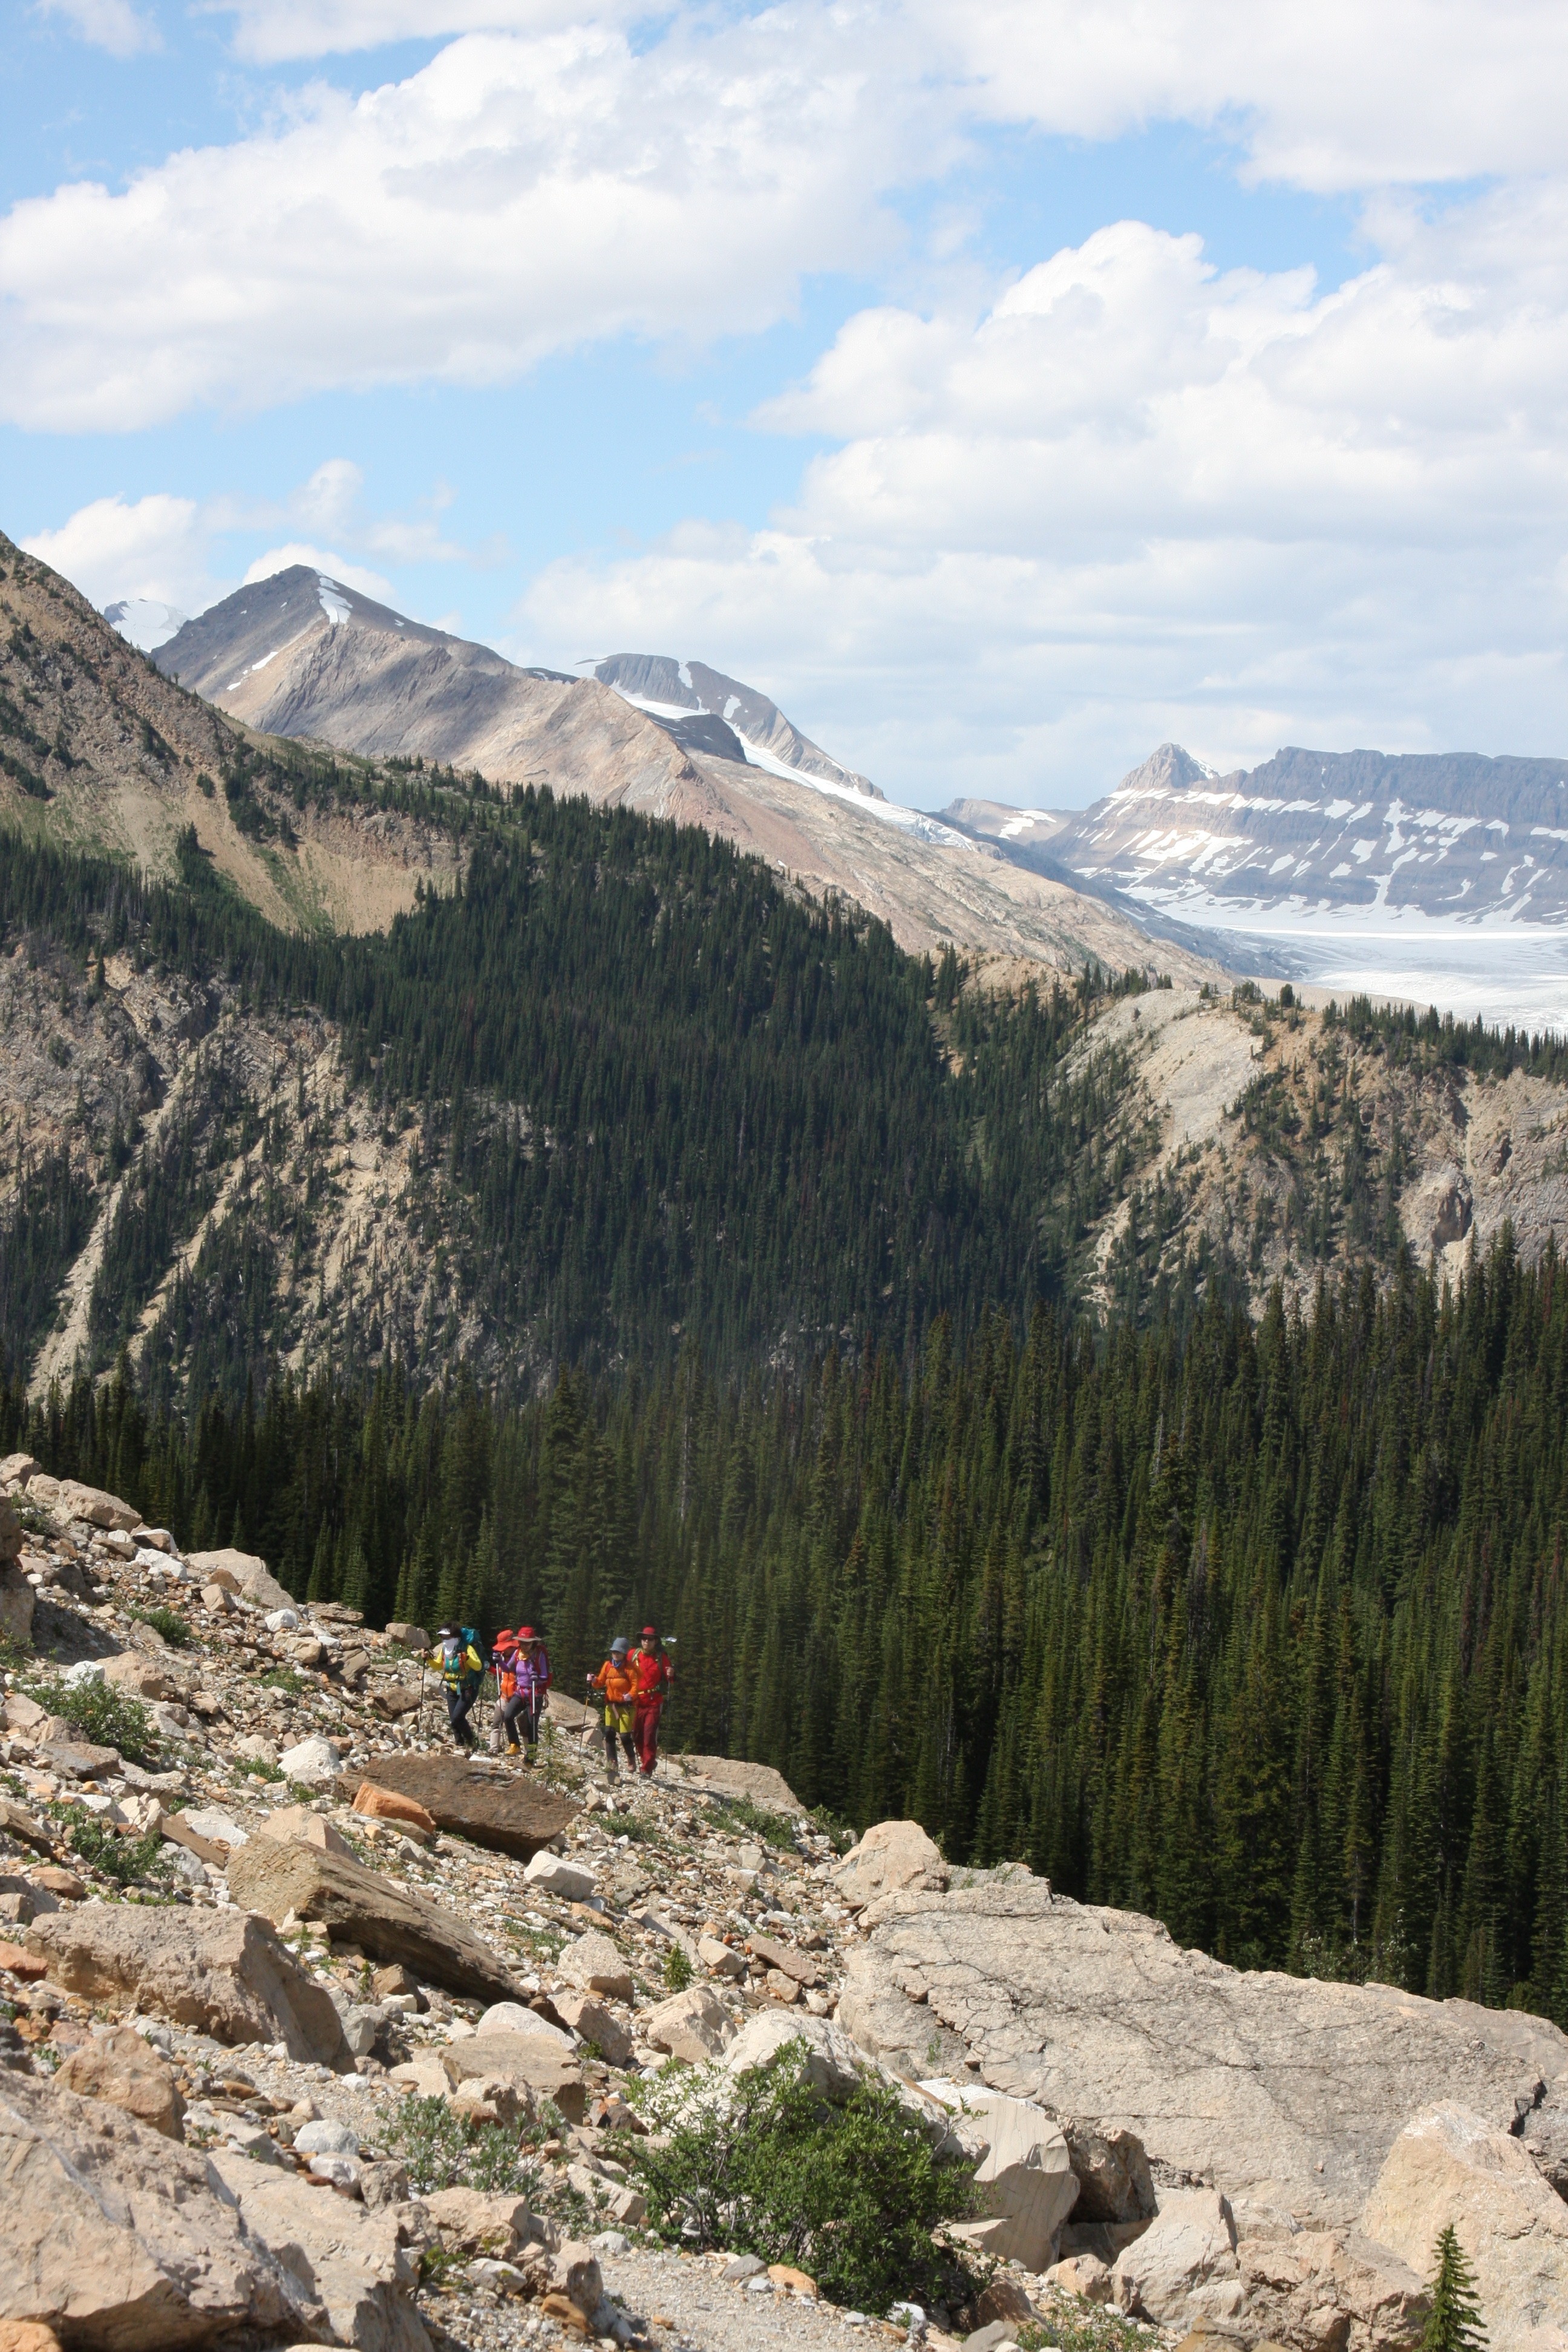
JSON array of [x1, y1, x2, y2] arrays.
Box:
[[7, 1222, 1568, 2021]]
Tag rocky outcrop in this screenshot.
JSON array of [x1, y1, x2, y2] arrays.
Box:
[[183, 1547, 295, 1611], [54, 2025, 186, 2140], [207, 2149, 434, 2352], [1361, 2105, 1568, 2352], [935, 2089, 1079, 2273], [838, 1876, 1568, 2225], [0, 2071, 308, 2348], [25, 1907, 354, 2069], [1111, 2188, 1243, 2327], [834, 1818, 948, 1913], [227, 1835, 521, 2004], [0, 1495, 32, 1647], [334, 1751, 577, 1860]]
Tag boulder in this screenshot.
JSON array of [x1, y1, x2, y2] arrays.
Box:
[[1050, 2252, 1112, 2304], [449, 2073, 532, 2129], [1523, 2098, 1568, 2199], [442, 2031, 587, 2123], [183, 1547, 295, 1612], [722, 2008, 861, 2095], [370, 1686, 423, 1721], [748, 1932, 820, 1987], [353, 1783, 438, 1835], [36, 1736, 120, 1780], [1111, 2189, 1244, 2328], [936, 2090, 1079, 2272], [423, 2189, 544, 2258], [475, 2000, 575, 2049], [834, 1818, 947, 1910], [524, 1852, 598, 1901], [1235, 2220, 1428, 2352], [208, 2147, 434, 2351], [550, 2241, 604, 2321], [278, 1735, 341, 1786], [383, 1624, 431, 1654], [257, 1803, 354, 1857], [1361, 2103, 1568, 2352], [102, 1655, 174, 1702], [54, 2025, 186, 2140], [0, 2070, 310, 2348], [699, 1934, 747, 1978], [226, 1834, 521, 2004], [678, 1756, 802, 1812], [560, 1929, 634, 2001], [644, 1984, 739, 2063], [0, 1799, 53, 1855], [0, 1560, 34, 1648], [555, 1993, 635, 2067], [1060, 2117, 1157, 2223], [335, 1752, 576, 1861], [26, 1905, 354, 2070], [53, 1480, 140, 1532], [0, 1453, 40, 1487], [837, 1876, 1568, 2224]]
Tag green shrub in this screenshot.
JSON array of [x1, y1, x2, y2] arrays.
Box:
[[630, 2043, 981, 2315], [130, 1606, 192, 1648], [662, 1942, 694, 1992], [387, 2094, 539, 2198], [67, 1817, 171, 1888], [37, 1678, 160, 1766], [236, 1756, 284, 1781], [710, 1794, 797, 1849], [1019, 2310, 1160, 2352]]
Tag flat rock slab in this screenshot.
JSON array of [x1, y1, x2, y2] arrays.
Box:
[[838, 1876, 1568, 2226], [209, 2149, 434, 2352], [0, 2070, 312, 2350], [27, 1905, 353, 2071], [676, 1754, 802, 1813], [336, 1752, 577, 1860], [227, 1833, 521, 2004]]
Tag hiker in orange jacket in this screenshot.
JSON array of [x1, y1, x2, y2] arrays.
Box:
[[588, 1636, 638, 1779], [630, 1624, 673, 1776]]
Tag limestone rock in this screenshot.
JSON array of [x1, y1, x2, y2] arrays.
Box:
[[0, 2070, 309, 2348], [54, 2025, 186, 2140], [370, 1685, 423, 1720], [524, 1852, 597, 1900], [1111, 2188, 1243, 2328], [555, 1993, 635, 2066], [26, 1904, 353, 2069], [1235, 2221, 1428, 2352], [560, 1929, 634, 2001], [0, 1452, 39, 1488], [1361, 2103, 1568, 2352], [474, 2000, 575, 2048], [209, 2147, 434, 2351], [278, 1734, 341, 1786], [748, 1932, 820, 1987], [449, 2073, 532, 2129], [0, 1799, 52, 1854], [1061, 2117, 1156, 2223], [1050, 2252, 1112, 2304], [699, 1934, 746, 1978], [227, 1835, 521, 2004], [941, 2091, 1079, 2272], [384, 1623, 431, 1653], [53, 1480, 140, 1531], [644, 1984, 739, 2063], [834, 1818, 948, 1910], [184, 1547, 295, 1610], [423, 2189, 544, 2258], [102, 1655, 174, 1701], [1522, 2096, 1568, 2198], [676, 1756, 802, 1812], [257, 1803, 354, 1857], [550, 2241, 604, 2321], [443, 2032, 587, 2123], [336, 1752, 577, 1861], [838, 1876, 1568, 2223]]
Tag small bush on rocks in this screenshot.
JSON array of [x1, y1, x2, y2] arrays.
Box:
[[710, 1794, 796, 1849], [662, 1942, 694, 1993], [130, 1605, 192, 1648], [35, 1677, 160, 1765], [629, 2042, 982, 2316], [68, 1817, 172, 1889], [1019, 2308, 1161, 2352], [387, 2094, 541, 2198]]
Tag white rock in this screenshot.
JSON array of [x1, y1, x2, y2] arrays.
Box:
[[295, 2118, 361, 2155], [523, 1852, 598, 1901], [1111, 2188, 1243, 2327], [277, 1736, 339, 1787], [936, 2090, 1077, 2272], [722, 2010, 867, 2096], [177, 1806, 249, 1847], [307, 2152, 362, 2187], [62, 1659, 106, 1688], [265, 1608, 301, 1632], [643, 1984, 739, 2063], [834, 1817, 947, 1910], [475, 2001, 575, 2049]]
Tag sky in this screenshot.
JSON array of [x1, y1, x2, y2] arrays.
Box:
[[5, 1, 1568, 812]]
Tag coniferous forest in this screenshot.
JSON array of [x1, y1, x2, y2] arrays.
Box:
[[4, 799, 1568, 2020]]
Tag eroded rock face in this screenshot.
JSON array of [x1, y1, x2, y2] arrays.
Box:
[[838, 1876, 1568, 2224], [335, 1752, 577, 1861], [1361, 2104, 1568, 2352], [834, 1818, 947, 1912], [183, 1547, 295, 1611], [207, 2148, 433, 2352], [54, 2026, 186, 2140], [644, 1984, 739, 2063], [0, 2071, 308, 2348], [942, 2090, 1079, 2273], [1111, 2187, 1243, 2327], [227, 1834, 521, 2004], [26, 1907, 354, 2071]]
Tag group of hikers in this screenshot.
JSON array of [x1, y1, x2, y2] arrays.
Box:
[[428, 1622, 673, 1779]]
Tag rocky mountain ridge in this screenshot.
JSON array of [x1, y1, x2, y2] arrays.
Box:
[[2, 1460, 1567, 2352]]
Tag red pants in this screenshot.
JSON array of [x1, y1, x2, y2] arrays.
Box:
[[634, 1697, 664, 1773]]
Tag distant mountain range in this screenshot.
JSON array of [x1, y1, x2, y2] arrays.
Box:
[[124, 566, 1213, 983]]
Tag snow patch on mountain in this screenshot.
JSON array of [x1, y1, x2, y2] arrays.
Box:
[[103, 597, 188, 652]]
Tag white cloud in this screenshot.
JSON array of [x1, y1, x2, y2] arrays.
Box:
[[0, 16, 923, 433], [22, 493, 207, 610], [517, 185, 1568, 802], [34, 0, 160, 58], [241, 543, 394, 597], [207, 0, 629, 65]]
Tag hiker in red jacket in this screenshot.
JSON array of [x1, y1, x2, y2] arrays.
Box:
[[630, 1624, 672, 1775]]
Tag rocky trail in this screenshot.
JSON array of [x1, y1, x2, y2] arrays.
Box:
[[2, 1457, 1568, 2352]]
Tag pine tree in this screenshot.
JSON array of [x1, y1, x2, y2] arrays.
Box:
[[1420, 2225, 1487, 2352]]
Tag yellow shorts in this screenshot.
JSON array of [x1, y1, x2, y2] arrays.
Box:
[[604, 1702, 634, 1734]]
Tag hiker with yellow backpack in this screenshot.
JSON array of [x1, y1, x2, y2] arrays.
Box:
[[432, 1624, 484, 1750]]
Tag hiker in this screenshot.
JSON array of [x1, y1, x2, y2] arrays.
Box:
[[587, 1636, 638, 1778], [493, 1624, 551, 1759], [630, 1623, 673, 1776], [433, 1623, 483, 1750], [489, 1628, 520, 1754]]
